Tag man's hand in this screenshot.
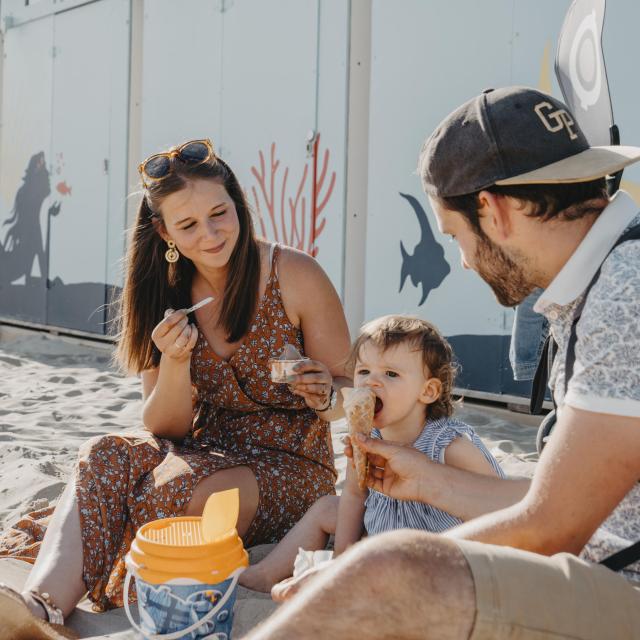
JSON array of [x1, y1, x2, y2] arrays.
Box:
[[348, 434, 433, 503]]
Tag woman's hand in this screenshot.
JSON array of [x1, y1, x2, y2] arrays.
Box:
[[345, 434, 433, 503], [151, 309, 199, 363], [289, 359, 334, 411]]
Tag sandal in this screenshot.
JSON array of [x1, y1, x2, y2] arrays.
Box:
[[0, 584, 78, 640]]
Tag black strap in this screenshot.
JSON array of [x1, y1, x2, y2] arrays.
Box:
[[528, 222, 640, 571], [530, 335, 557, 415], [600, 540, 640, 572]]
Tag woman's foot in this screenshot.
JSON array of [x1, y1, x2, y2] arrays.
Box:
[[0, 584, 77, 640], [239, 564, 277, 593]]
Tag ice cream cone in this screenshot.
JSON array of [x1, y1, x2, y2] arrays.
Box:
[[341, 387, 375, 490]]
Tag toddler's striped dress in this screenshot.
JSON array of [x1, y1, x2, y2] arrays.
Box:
[[364, 417, 504, 535]]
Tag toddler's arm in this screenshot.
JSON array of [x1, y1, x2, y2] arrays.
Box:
[[334, 463, 367, 555], [444, 436, 499, 476]]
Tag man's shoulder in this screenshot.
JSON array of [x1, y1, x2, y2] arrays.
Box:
[[566, 235, 640, 415], [587, 237, 640, 308]]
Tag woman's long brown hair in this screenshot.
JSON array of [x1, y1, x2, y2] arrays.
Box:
[[113, 153, 260, 374]]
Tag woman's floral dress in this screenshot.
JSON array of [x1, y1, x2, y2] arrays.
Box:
[[0, 245, 336, 610]]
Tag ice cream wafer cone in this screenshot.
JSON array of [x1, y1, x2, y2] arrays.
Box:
[[341, 387, 375, 490]]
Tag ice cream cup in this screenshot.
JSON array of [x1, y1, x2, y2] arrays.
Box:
[[269, 357, 310, 383]]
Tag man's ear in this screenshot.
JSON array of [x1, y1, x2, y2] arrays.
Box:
[[477, 190, 513, 241], [420, 377, 442, 406]]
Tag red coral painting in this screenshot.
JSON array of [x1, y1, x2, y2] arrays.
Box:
[[250, 135, 336, 257]]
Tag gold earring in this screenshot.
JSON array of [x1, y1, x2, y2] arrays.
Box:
[[165, 240, 179, 263]]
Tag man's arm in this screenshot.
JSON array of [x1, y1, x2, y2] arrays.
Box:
[[445, 405, 640, 555], [354, 434, 529, 520]]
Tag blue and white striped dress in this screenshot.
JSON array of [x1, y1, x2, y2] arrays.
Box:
[[363, 417, 505, 536]]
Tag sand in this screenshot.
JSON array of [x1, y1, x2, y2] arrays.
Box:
[[0, 324, 540, 638]]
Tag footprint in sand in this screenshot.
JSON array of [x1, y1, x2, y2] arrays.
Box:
[[120, 391, 142, 400], [46, 375, 76, 384], [33, 394, 57, 402]]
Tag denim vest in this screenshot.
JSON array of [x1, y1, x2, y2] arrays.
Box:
[[509, 288, 549, 381]]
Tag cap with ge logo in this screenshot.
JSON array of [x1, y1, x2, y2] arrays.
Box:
[[420, 86, 640, 198]]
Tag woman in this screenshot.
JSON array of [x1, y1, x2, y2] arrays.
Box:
[[0, 139, 350, 636]]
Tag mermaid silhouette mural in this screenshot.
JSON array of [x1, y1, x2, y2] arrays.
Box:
[[1, 152, 61, 288]]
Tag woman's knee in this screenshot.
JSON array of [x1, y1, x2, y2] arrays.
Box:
[[184, 466, 259, 522], [78, 433, 128, 464]]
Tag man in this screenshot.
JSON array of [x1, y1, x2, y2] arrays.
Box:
[[243, 87, 640, 639]]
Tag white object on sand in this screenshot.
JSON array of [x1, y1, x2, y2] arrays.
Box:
[[293, 548, 334, 577]]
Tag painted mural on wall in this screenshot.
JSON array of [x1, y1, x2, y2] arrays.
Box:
[[250, 136, 336, 257], [399, 192, 450, 305], [0, 152, 63, 288], [0, 150, 111, 333]]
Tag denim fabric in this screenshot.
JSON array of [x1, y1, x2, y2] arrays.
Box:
[[509, 289, 549, 381], [136, 577, 237, 639]]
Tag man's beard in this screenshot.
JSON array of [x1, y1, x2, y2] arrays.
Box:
[[474, 232, 537, 307]]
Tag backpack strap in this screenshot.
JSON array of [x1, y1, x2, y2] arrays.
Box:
[[530, 334, 557, 415], [528, 222, 640, 571], [600, 540, 640, 572]]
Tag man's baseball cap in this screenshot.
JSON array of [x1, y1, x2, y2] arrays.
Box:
[[420, 86, 640, 198]]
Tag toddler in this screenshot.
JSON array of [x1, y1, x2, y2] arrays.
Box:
[[240, 315, 504, 592]]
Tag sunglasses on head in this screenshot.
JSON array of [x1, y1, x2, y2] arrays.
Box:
[[138, 139, 215, 187]]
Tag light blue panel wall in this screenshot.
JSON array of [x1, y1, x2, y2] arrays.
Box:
[[364, 0, 608, 395], [220, 2, 317, 266], [0, 14, 54, 324], [365, 0, 515, 337], [0, 0, 129, 333], [602, 2, 640, 193], [313, 0, 349, 292], [217, 0, 318, 252], [46, 0, 130, 332], [140, 1, 223, 157], [139, 0, 348, 294], [48, 0, 129, 286]]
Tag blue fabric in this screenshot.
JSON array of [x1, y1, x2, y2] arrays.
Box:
[[509, 289, 549, 381], [363, 417, 504, 536], [136, 576, 237, 639]]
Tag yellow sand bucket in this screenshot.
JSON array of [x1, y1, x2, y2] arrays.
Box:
[[124, 489, 248, 639]]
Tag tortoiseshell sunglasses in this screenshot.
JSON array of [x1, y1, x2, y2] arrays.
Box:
[[138, 139, 215, 187]]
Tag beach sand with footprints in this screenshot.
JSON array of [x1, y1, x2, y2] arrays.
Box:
[[0, 324, 539, 638]]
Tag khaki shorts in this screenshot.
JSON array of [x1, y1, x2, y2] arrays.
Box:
[[458, 540, 640, 639]]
